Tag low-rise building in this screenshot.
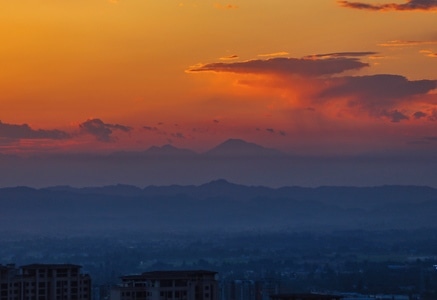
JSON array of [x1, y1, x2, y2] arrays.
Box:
[[0, 263, 91, 300], [270, 294, 342, 300], [110, 270, 218, 300]]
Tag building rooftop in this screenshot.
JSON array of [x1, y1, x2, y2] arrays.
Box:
[[121, 270, 217, 280], [271, 294, 343, 300], [21, 264, 82, 269]]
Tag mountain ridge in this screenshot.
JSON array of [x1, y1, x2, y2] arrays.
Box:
[[204, 138, 284, 157], [2, 181, 437, 235]]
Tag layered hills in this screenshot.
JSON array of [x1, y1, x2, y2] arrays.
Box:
[[1, 180, 436, 236]]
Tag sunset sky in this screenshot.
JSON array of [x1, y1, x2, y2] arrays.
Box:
[[1, 0, 437, 156]]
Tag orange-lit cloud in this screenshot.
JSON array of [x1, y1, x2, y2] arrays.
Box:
[[258, 52, 290, 57], [378, 40, 437, 47], [339, 0, 437, 11], [188, 54, 437, 124], [420, 50, 437, 57]]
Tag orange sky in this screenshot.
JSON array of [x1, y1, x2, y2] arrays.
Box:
[[1, 0, 437, 155]]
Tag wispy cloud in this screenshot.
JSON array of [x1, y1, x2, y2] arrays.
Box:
[[79, 119, 132, 142], [0, 121, 71, 140], [258, 52, 290, 57], [264, 128, 287, 136], [339, 0, 437, 12], [304, 51, 378, 59], [219, 54, 239, 61], [188, 56, 369, 77], [420, 50, 437, 57], [378, 40, 437, 47], [338, 0, 437, 11]]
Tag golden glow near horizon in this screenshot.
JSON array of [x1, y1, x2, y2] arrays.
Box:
[[0, 0, 436, 154]]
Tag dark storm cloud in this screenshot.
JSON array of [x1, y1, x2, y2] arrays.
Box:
[[339, 0, 437, 11], [188, 56, 369, 77], [0, 121, 71, 140], [319, 74, 437, 108], [79, 119, 132, 142]]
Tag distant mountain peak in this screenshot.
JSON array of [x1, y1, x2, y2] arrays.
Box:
[[205, 138, 284, 157]]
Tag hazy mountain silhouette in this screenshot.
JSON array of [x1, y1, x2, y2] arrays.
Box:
[[204, 138, 284, 157], [109, 139, 282, 158], [2, 138, 437, 188], [2, 181, 436, 236]]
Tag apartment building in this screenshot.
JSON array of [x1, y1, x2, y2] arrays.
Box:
[[0, 263, 91, 300], [110, 270, 218, 300], [270, 294, 342, 300]]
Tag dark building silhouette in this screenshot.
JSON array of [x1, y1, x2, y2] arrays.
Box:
[[220, 279, 280, 300], [224, 280, 255, 300], [110, 270, 218, 300], [270, 294, 342, 300], [0, 263, 91, 300], [255, 279, 280, 300]]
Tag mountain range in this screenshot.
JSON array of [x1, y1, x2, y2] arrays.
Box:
[[1, 180, 436, 236], [108, 138, 284, 158], [1, 138, 437, 188]]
